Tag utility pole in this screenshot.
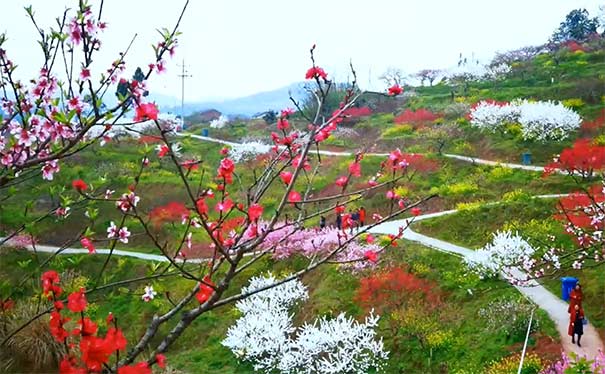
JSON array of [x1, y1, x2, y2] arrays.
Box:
[[177, 59, 192, 130]]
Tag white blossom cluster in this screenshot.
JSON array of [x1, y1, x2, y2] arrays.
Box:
[[469, 100, 581, 141], [466, 231, 536, 283], [210, 114, 229, 129], [223, 274, 389, 373], [229, 141, 272, 163]]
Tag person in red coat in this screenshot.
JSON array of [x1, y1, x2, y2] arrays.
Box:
[[358, 207, 366, 227], [568, 304, 585, 347], [568, 283, 583, 313]]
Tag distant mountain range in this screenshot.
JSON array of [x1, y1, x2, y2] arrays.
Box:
[[161, 82, 309, 117]]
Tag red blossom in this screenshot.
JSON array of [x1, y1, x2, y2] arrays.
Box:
[[215, 199, 234, 213], [41, 270, 62, 298], [305, 66, 328, 80], [335, 176, 348, 188], [0, 298, 14, 312], [364, 250, 378, 263], [288, 190, 302, 204], [72, 179, 88, 192], [49, 310, 70, 342], [365, 234, 375, 244], [133, 102, 159, 122], [80, 237, 95, 254], [156, 354, 167, 368], [280, 171, 293, 185], [196, 276, 215, 304], [248, 203, 264, 221], [67, 288, 87, 313], [349, 161, 362, 177], [118, 362, 151, 374], [411, 207, 421, 216], [196, 198, 208, 216], [277, 118, 289, 130], [387, 84, 403, 96]]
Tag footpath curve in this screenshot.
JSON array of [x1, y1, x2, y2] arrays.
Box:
[[368, 197, 603, 359]]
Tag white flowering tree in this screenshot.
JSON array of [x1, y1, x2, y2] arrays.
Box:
[[469, 100, 581, 141], [465, 231, 540, 284], [223, 274, 389, 374]]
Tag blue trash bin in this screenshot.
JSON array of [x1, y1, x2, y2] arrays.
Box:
[[202, 128, 209, 137], [521, 153, 532, 165], [561, 276, 578, 301]]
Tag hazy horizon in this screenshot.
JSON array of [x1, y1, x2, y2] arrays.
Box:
[[1, 0, 602, 103]]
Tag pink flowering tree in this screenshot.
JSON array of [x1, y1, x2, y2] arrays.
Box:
[[0, 2, 435, 372]]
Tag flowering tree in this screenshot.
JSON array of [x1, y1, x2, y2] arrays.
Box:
[[544, 138, 605, 179], [465, 231, 539, 284], [0, 2, 436, 372], [222, 274, 388, 373], [469, 99, 582, 141]]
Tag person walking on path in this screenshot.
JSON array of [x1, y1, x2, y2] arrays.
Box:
[[335, 213, 342, 230], [568, 283, 583, 313], [569, 304, 585, 347], [350, 210, 360, 234], [319, 216, 326, 230], [358, 207, 366, 227]]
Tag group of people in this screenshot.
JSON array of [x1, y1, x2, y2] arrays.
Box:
[[568, 282, 585, 347], [319, 207, 367, 234]]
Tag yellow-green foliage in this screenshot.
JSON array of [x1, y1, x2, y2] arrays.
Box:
[[439, 182, 479, 196], [456, 200, 484, 212], [594, 135, 605, 146], [562, 98, 584, 109], [381, 124, 414, 139], [502, 189, 531, 203], [426, 330, 455, 350], [483, 353, 543, 374], [505, 123, 523, 137], [393, 186, 410, 197], [452, 141, 473, 154], [488, 166, 514, 181], [411, 262, 431, 276]]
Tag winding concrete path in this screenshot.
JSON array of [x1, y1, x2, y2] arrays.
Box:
[[368, 199, 604, 359], [179, 133, 550, 171]]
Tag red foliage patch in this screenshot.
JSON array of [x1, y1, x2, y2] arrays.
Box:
[[149, 202, 189, 227], [394, 109, 440, 124], [581, 110, 605, 132], [565, 40, 586, 52], [544, 139, 605, 177], [355, 266, 443, 313]]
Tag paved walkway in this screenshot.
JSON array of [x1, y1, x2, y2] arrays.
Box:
[[368, 204, 604, 359], [180, 133, 551, 170]]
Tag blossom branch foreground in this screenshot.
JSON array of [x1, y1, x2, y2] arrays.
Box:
[[0, 3, 437, 372]]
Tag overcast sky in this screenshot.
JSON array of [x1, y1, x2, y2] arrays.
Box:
[[2, 0, 602, 104]]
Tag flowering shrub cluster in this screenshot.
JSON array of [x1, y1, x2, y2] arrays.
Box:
[[469, 100, 582, 141], [393, 108, 440, 125], [39, 271, 164, 373], [541, 350, 605, 374], [544, 139, 605, 178], [252, 225, 387, 272], [465, 231, 539, 283], [478, 297, 539, 338], [222, 274, 388, 373]]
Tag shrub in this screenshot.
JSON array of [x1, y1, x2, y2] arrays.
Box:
[[381, 124, 414, 139], [478, 296, 539, 339], [394, 109, 440, 124], [502, 189, 532, 203], [439, 182, 479, 197], [484, 353, 543, 374], [562, 98, 584, 110], [488, 166, 514, 182], [456, 200, 484, 212]]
